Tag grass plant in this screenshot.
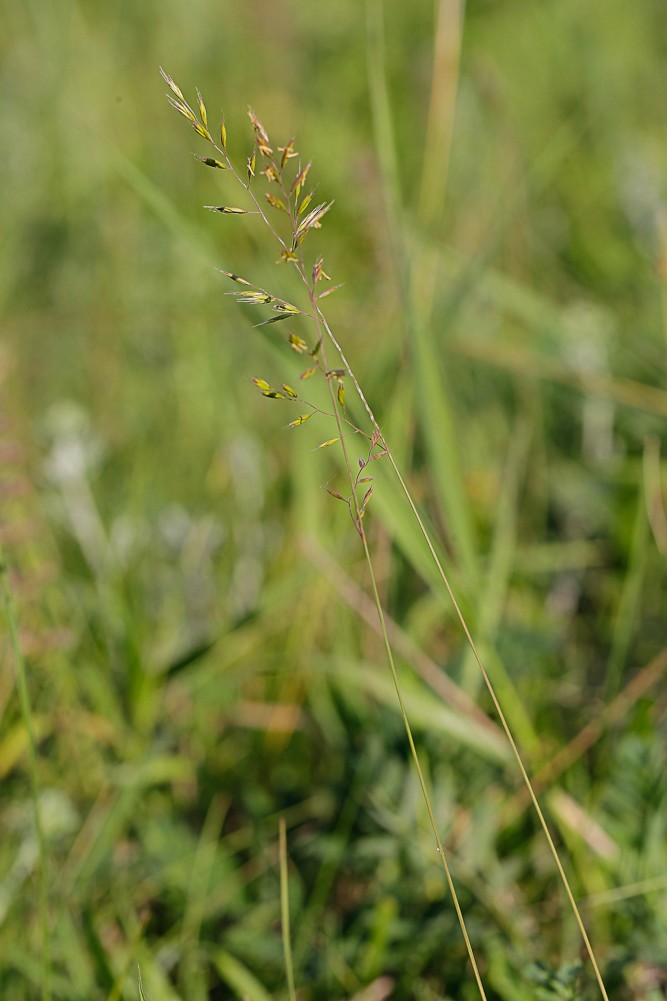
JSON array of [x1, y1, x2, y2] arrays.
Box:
[[159, 64, 614, 999]]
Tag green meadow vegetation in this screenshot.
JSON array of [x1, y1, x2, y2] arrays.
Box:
[[2, 1, 667, 999]]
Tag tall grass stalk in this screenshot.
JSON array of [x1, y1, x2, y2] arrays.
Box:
[[161, 68, 610, 1000], [0, 539, 51, 1001]]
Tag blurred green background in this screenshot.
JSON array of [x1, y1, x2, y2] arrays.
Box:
[[2, 1, 667, 999]]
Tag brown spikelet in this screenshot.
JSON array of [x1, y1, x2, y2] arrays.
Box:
[[317, 284, 342, 300], [290, 161, 311, 198], [248, 108, 273, 156], [326, 488, 349, 503], [265, 194, 287, 213], [280, 139, 297, 168], [312, 257, 325, 284], [262, 163, 280, 183]]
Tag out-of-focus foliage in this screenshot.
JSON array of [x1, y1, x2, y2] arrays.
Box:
[[1, 1, 666, 999]]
